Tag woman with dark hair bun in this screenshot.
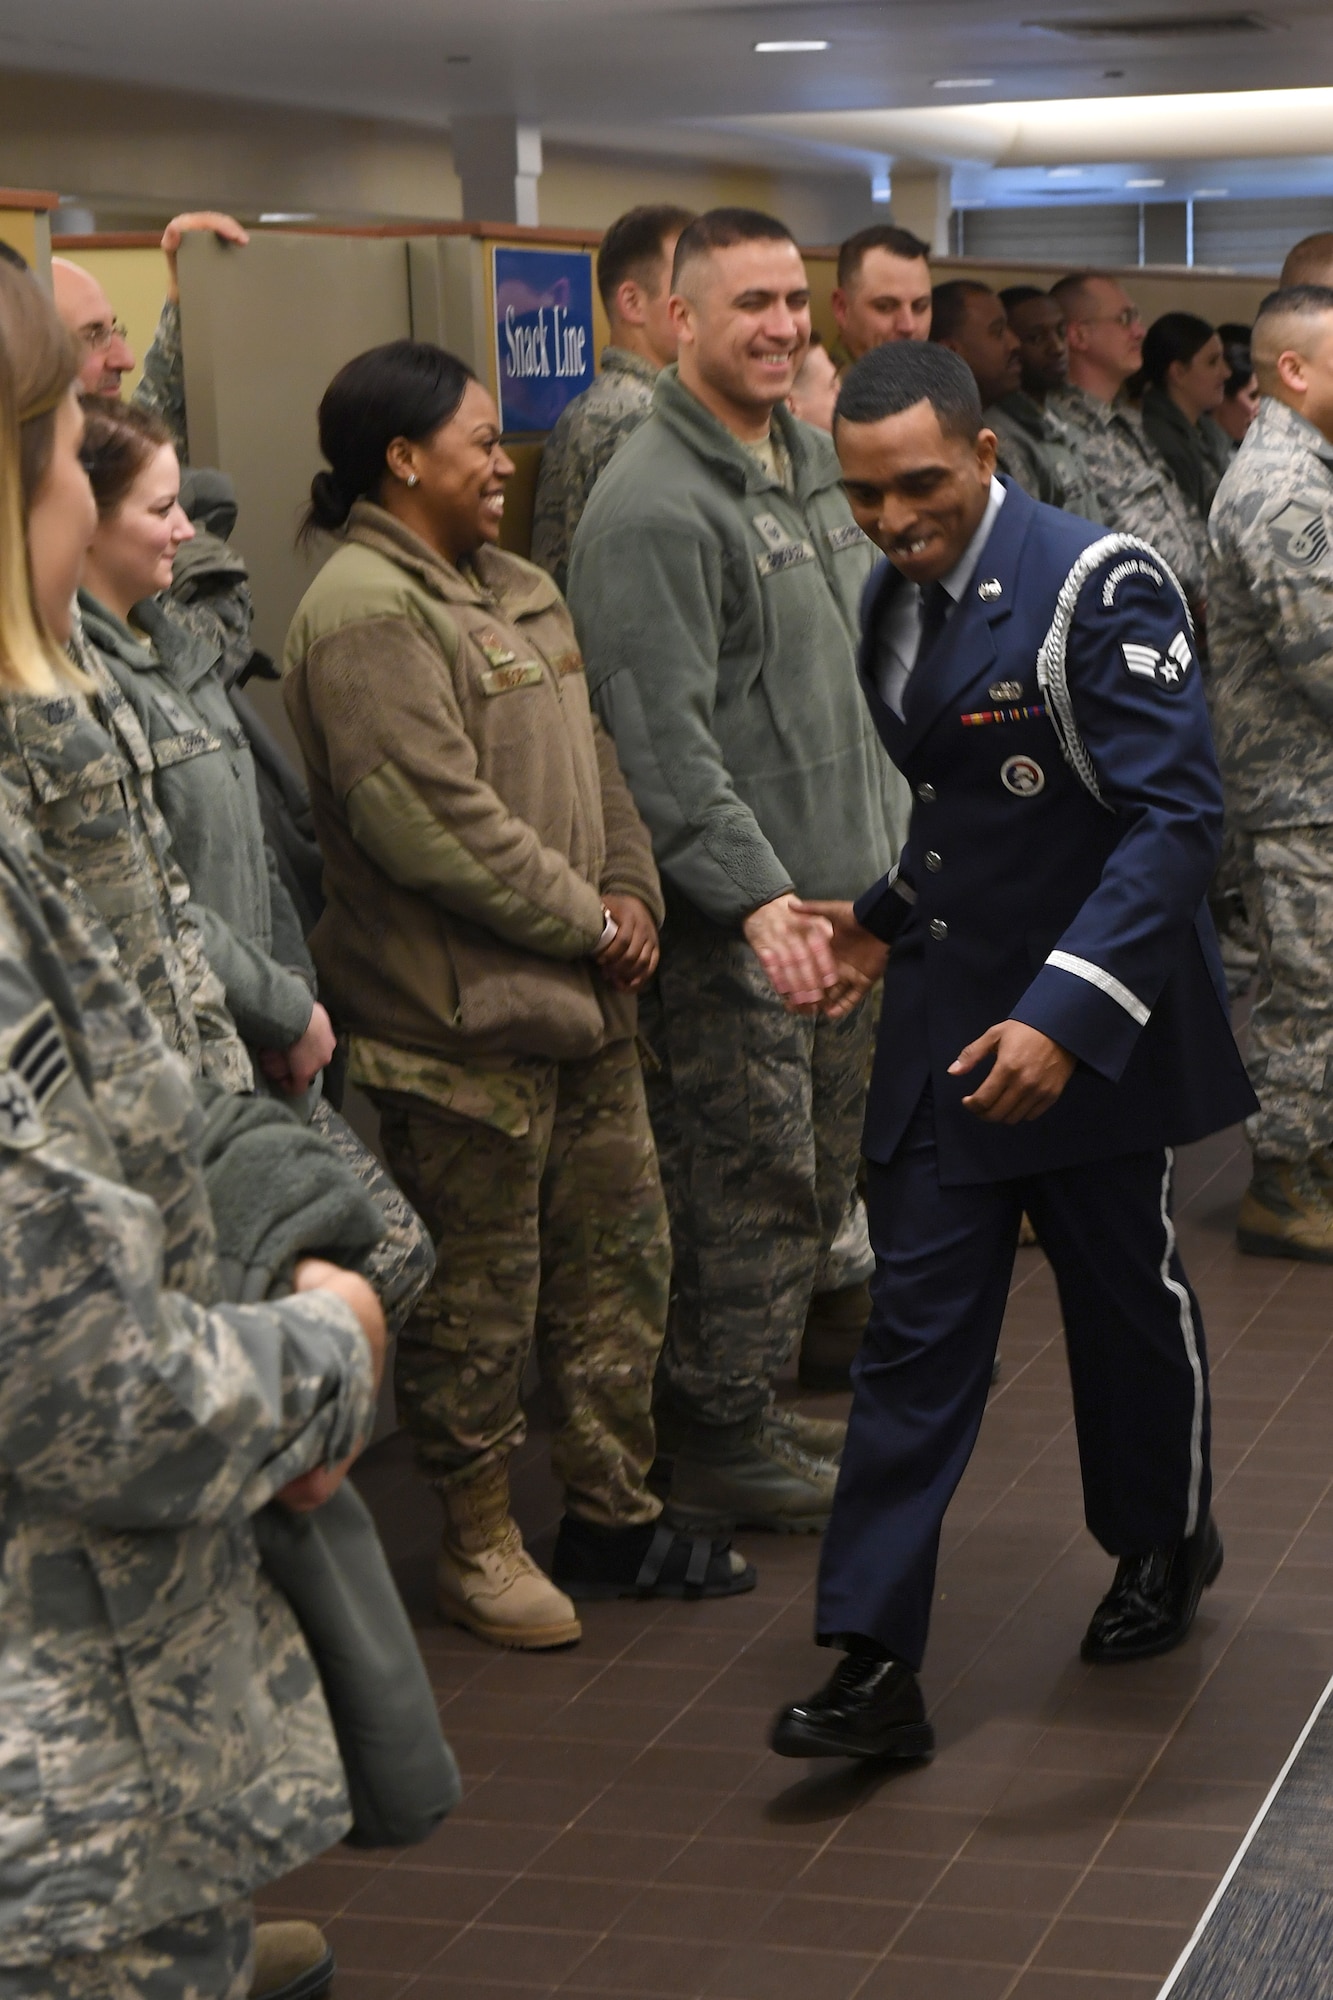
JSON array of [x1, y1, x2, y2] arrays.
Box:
[[284, 342, 756, 1651], [1137, 311, 1230, 521]]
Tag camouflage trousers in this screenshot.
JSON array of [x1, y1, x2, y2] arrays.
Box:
[[0, 1901, 251, 1999], [371, 1037, 669, 1526], [308, 1093, 435, 1333], [1241, 824, 1333, 1162], [640, 926, 875, 1425]]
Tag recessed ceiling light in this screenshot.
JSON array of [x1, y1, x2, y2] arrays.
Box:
[[1127, 177, 1166, 187], [1048, 166, 1084, 177], [754, 39, 829, 51], [1193, 187, 1229, 196], [260, 212, 317, 223], [933, 76, 995, 87]]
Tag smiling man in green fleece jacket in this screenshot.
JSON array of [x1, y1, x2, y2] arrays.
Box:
[[568, 207, 910, 1536]]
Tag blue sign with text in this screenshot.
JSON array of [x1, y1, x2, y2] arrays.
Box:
[[493, 246, 595, 434]]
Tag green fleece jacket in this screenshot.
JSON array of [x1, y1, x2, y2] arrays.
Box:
[[567, 367, 907, 926]]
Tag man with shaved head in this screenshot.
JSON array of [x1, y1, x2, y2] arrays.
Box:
[[1050, 271, 1208, 610], [1281, 233, 1333, 291], [570, 208, 910, 1528], [1209, 284, 1333, 1260]]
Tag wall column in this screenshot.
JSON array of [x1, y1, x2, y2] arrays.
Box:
[[1141, 201, 1191, 267], [451, 116, 542, 226], [888, 163, 951, 255]]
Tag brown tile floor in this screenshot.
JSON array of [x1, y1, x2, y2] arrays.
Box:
[[259, 1124, 1333, 2000]]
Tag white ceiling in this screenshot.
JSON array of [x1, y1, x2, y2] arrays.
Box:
[[6, 0, 1333, 205]]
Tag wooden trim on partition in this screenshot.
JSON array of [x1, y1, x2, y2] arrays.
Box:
[[261, 219, 606, 246], [52, 232, 163, 250], [0, 188, 59, 213]]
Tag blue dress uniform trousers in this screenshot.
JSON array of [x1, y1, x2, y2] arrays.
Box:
[[817, 1086, 1209, 1670]]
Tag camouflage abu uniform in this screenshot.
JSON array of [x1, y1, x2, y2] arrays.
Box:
[[131, 298, 188, 462], [985, 391, 1102, 520], [1208, 395, 1333, 1164], [0, 781, 374, 1978], [0, 637, 251, 1092], [1050, 384, 1209, 607], [530, 347, 659, 594]]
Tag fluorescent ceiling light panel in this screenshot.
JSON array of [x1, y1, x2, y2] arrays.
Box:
[[754, 39, 828, 51], [1126, 177, 1166, 186], [934, 76, 995, 87]]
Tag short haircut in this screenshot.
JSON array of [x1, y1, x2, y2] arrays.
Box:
[[1255, 282, 1333, 324], [835, 339, 982, 441], [1251, 285, 1333, 384], [1281, 232, 1333, 289], [597, 204, 696, 314], [0, 240, 29, 274], [671, 208, 796, 293], [930, 279, 993, 346], [999, 284, 1046, 313], [1049, 270, 1112, 321], [836, 224, 931, 292]]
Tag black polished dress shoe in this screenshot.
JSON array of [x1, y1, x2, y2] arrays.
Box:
[[1081, 1515, 1223, 1664], [771, 1652, 935, 1760]]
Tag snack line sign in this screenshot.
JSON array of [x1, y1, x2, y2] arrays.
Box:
[[493, 246, 596, 434]]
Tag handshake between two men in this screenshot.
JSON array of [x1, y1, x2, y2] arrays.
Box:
[[742, 891, 1075, 1128]]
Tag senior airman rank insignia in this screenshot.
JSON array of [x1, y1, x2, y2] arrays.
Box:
[[1122, 631, 1192, 689], [0, 1002, 72, 1149]]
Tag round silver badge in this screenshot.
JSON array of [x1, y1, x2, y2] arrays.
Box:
[[1001, 755, 1045, 798], [977, 578, 1003, 602]]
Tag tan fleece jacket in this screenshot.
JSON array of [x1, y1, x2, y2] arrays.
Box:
[[283, 503, 661, 1062]]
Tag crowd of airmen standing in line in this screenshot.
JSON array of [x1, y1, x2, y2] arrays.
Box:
[[0, 190, 1330, 2000]]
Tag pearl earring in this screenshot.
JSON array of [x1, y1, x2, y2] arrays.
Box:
[[406, 473, 419, 488]]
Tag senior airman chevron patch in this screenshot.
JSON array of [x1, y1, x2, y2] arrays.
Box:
[[0, 1003, 72, 1150]]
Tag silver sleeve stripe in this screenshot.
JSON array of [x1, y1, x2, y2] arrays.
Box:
[[1046, 949, 1151, 1026], [1035, 532, 1193, 811]]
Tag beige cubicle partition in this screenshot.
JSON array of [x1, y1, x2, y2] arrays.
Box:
[[0, 187, 57, 282], [177, 229, 414, 668]]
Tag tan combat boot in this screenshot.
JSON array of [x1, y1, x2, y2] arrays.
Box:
[[437, 1465, 582, 1650], [1237, 1159, 1333, 1264], [668, 1411, 840, 1535], [251, 1921, 333, 2000], [766, 1402, 846, 1460]]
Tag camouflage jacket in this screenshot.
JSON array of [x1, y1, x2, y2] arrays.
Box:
[[1049, 384, 1210, 603], [1207, 396, 1333, 829], [0, 781, 374, 1963], [131, 297, 188, 462], [0, 636, 252, 1091], [530, 347, 659, 593], [985, 391, 1102, 521], [81, 593, 316, 1053]]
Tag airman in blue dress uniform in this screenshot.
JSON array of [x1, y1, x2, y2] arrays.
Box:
[[770, 344, 1257, 1761]]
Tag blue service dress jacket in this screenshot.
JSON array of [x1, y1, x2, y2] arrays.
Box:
[[854, 477, 1257, 1183]]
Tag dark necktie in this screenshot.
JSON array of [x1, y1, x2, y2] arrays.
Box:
[[916, 579, 952, 667]]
